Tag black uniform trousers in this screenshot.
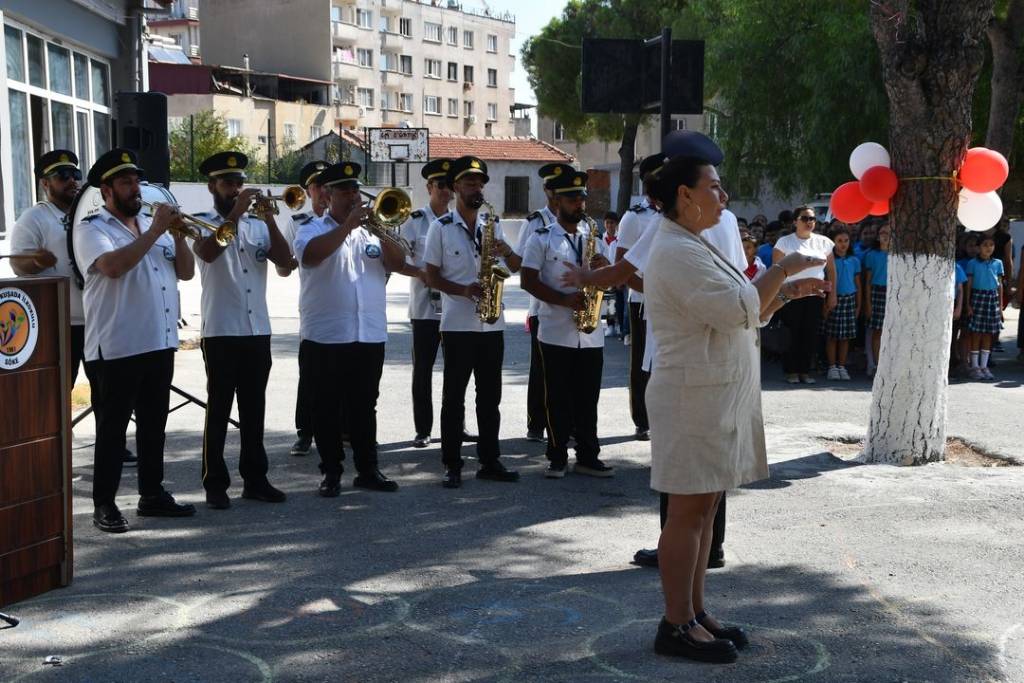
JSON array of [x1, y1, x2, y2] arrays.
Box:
[[294, 338, 315, 440], [660, 491, 727, 550], [84, 348, 174, 507], [411, 318, 442, 437], [628, 302, 650, 432], [200, 335, 272, 493], [780, 296, 823, 375], [538, 342, 603, 465], [440, 331, 503, 470], [526, 315, 547, 433], [304, 340, 384, 478]]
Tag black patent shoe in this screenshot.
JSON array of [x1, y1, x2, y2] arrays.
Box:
[[413, 434, 431, 448], [442, 468, 462, 489], [319, 476, 341, 498], [653, 617, 739, 663], [476, 461, 520, 482], [354, 469, 399, 492], [708, 546, 726, 569], [696, 610, 749, 649], [290, 437, 312, 456], [635, 429, 651, 441], [242, 481, 287, 503], [632, 548, 658, 568], [205, 490, 231, 510], [93, 504, 129, 533], [137, 491, 196, 517], [462, 430, 479, 443]]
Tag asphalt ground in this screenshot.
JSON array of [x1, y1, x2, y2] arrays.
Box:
[[1, 276, 1022, 683]]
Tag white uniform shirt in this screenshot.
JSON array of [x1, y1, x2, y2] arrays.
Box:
[[72, 208, 180, 361], [604, 236, 619, 262], [522, 221, 604, 349], [399, 206, 443, 321], [192, 209, 272, 338], [282, 211, 314, 256], [423, 210, 507, 333], [295, 215, 388, 344], [514, 205, 557, 318], [11, 201, 85, 324], [616, 201, 660, 303]]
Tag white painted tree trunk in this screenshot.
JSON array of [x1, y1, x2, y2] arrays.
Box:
[[864, 254, 955, 464]]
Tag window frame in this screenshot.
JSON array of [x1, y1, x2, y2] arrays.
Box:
[[487, 34, 498, 53], [463, 30, 474, 49], [425, 58, 442, 79], [424, 94, 441, 116], [424, 21, 442, 43], [487, 68, 497, 88]]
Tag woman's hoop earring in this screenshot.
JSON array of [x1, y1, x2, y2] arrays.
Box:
[[683, 203, 703, 225]]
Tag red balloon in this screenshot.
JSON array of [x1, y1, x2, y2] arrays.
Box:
[[959, 147, 1009, 193], [860, 166, 898, 202], [830, 181, 873, 223], [869, 199, 889, 216]]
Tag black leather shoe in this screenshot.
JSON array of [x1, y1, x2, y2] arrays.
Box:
[[574, 459, 615, 477], [635, 429, 651, 441], [633, 548, 659, 568], [93, 504, 129, 533], [205, 490, 231, 510], [242, 481, 286, 503], [696, 611, 748, 649], [413, 434, 431, 448], [290, 436, 312, 456], [354, 470, 399, 492], [462, 431, 479, 442], [137, 491, 196, 517], [319, 476, 341, 498], [653, 617, 738, 663], [476, 462, 520, 482], [122, 449, 138, 467], [442, 468, 462, 488], [708, 546, 726, 569]]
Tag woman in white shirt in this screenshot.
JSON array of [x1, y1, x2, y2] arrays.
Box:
[[772, 206, 837, 383]]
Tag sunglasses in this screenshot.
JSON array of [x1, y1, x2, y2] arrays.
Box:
[[798, 215, 816, 223], [52, 168, 82, 181]]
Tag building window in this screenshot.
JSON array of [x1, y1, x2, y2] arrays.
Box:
[[380, 91, 393, 110], [553, 121, 566, 141], [400, 54, 412, 75], [487, 103, 497, 121], [704, 111, 719, 139], [487, 68, 497, 87], [227, 118, 242, 137], [399, 18, 412, 37], [399, 93, 414, 112], [90, 59, 109, 105], [487, 34, 498, 53], [379, 15, 393, 33], [382, 52, 398, 72], [446, 26, 458, 45], [672, 118, 688, 131], [464, 101, 474, 118], [47, 43, 71, 95], [424, 95, 441, 115], [358, 87, 375, 108], [463, 65, 474, 83], [425, 58, 442, 79], [424, 22, 442, 42], [447, 61, 458, 81], [504, 176, 530, 215], [357, 48, 373, 67], [310, 125, 323, 140], [447, 97, 459, 117], [283, 123, 297, 144], [356, 9, 373, 29], [463, 30, 474, 49], [5, 25, 25, 82]]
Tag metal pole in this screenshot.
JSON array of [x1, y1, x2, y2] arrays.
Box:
[[189, 114, 195, 182], [660, 27, 672, 142]]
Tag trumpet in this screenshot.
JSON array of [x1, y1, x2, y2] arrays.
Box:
[[141, 200, 237, 247], [251, 185, 307, 221], [358, 188, 413, 253]]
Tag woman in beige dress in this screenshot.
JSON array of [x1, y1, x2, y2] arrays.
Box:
[[644, 150, 829, 663]]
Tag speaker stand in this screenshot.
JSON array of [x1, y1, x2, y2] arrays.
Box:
[[71, 386, 238, 429]]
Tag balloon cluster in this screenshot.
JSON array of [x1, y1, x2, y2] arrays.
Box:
[[829, 142, 1009, 231]]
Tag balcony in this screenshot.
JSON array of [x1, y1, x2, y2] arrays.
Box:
[[379, 31, 402, 50], [379, 0, 402, 15], [332, 61, 360, 80], [332, 21, 359, 42]]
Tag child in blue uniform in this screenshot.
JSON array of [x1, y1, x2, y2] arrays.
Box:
[[951, 261, 968, 377], [965, 234, 1005, 380], [824, 227, 861, 380], [862, 223, 890, 377]]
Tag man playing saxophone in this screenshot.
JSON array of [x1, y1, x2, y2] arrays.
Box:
[[520, 170, 613, 479], [423, 156, 520, 489]]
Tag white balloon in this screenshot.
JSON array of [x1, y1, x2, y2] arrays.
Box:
[[849, 142, 891, 179], [957, 189, 1003, 232]]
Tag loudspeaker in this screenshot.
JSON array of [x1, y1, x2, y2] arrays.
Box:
[[581, 39, 704, 115], [115, 91, 170, 187]]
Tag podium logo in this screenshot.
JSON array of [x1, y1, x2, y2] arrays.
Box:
[[0, 287, 39, 370]]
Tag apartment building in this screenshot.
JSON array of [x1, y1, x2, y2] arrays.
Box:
[[146, 0, 201, 61], [199, 0, 517, 137]]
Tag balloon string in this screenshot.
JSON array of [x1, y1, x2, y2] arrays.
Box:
[[898, 176, 957, 182]]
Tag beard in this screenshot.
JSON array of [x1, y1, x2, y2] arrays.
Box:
[[560, 209, 584, 224], [466, 192, 485, 209], [214, 193, 237, 218], [113, 192, 142, 217]]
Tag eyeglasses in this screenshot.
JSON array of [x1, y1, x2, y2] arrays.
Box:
[[798, 215, 816, 223], [53, 168, 82, 182]]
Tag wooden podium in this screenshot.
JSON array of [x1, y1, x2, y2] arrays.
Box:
[[0, 276, 73, 608]]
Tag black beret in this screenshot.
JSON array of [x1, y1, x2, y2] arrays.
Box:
[[319, 161, 362, 188], [35, 149, 79, 179], [87, 148, 144, 187], [447, 156, 489, 184], [299, 161, 329, 188], [199, 151, 248, 179], [548, 170, 588, 197], [538, 163, 575, 188], [422, 158, 454, 181], [661, 130, 724, 166]]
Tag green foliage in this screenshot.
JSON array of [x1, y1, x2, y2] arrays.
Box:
[[168, 110, 264, 183]]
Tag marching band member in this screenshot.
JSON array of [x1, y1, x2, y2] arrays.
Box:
[[399, 158, 452, 448], [294, 162, 407, 496], [191, 152, 292, 510], [423, 156, 520, 489], [514, 162, 575, 442], [520, 170, 613, 478], [73, 149, 196, 533], [277, 160, 329, 457]]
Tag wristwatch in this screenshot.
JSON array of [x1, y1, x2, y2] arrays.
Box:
[[777, 288, 793, 305]]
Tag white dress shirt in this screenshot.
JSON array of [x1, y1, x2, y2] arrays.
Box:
[[399, 205, 443, 321], [73, 208, 180, 361], [11, 201, 85, 324], [423, 209, 507, 333], [616, 200, 659, 303], [282, 211, 315, 256], [192, 209, 272, 338], [522, 221, 604, 349], [514, 205, 557, 318], [295, 215, 388, 344]]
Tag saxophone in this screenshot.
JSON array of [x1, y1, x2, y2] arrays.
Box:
[[476, 200, 510, 324], [574, 214, 605, 334]]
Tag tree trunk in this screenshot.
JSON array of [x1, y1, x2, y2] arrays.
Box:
[[865, 0, 993, 465], [616, 117, 640, 215], [985, 0, 1024, 156]]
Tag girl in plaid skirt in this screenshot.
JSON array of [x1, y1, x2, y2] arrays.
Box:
[[862, 224, 891, 377], [965, 235, 1005, 380], [824, 227, 861, 380]]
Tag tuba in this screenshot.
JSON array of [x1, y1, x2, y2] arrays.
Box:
[[476, 200, 510, 324], [573, 214, 605, 334], [359, 188, 413, 253]]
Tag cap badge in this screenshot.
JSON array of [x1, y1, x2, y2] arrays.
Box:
[[554, 167, 563, 176], [344, 165, 353, 176], [442, 161, 450, 170], [121, 153, 131, 163], [227, 156, 238, 167], [470, 160, 481, 169], [573, 177, 582, 186], [59, 154, 69, 163]]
